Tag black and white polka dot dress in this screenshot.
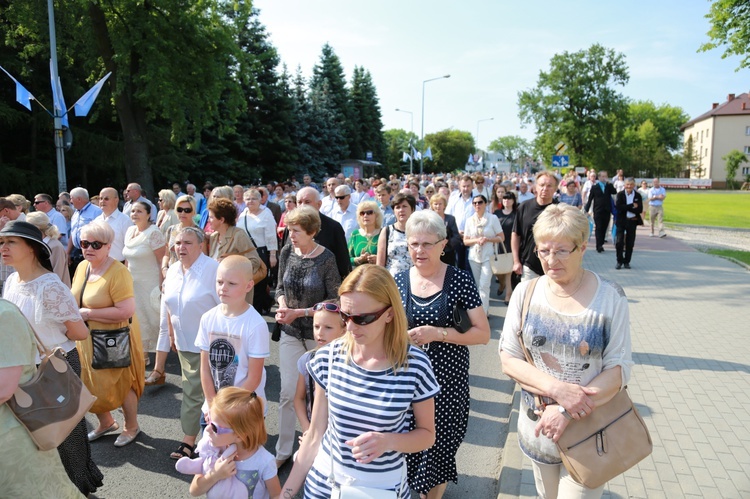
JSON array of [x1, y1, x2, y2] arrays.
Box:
[[395, 265, 483, 494]]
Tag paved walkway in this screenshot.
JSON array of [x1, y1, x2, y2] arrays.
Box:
[[497, 226, 750, 498]]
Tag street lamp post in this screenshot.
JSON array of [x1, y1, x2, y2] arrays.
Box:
[[475, 117, 494, 171], [420, 74, 450, 174], [395, 108, 414, 174]]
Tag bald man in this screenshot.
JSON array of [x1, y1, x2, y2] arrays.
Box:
[[96, 187, 133, 261], [122, 183, 157, 223]]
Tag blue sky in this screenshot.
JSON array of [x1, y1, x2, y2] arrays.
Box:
[[253, 0, 748, 149]]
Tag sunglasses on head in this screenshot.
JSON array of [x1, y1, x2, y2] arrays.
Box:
[[313, 302, 340, 313], [80, 240, 105, 250], [339, 306, 390, 326], [176, 207, 193, 213], [359, 210, 374, 216]]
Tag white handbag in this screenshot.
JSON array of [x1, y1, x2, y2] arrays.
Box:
[[490, 242, 513, 275]]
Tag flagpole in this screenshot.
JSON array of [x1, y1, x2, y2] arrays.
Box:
[[48, 0, 67, 193], [420, 75, 450, 175], [395, 108, 413, 175]]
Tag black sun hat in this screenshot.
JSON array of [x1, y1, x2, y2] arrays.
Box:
[[0, 220, 51, 256]]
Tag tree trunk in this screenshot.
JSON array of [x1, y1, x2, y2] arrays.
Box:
[[88, 2, 154, 198]]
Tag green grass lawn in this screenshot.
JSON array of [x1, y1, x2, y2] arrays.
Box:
[[706, 249, 750, 266], [661, 191, 750, 228]]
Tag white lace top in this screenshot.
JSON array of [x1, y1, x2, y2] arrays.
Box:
[[2, 272, 83, 360]]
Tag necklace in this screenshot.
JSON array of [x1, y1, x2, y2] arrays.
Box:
[[547, 272, 585, 298], [300, 243, 319, 259]]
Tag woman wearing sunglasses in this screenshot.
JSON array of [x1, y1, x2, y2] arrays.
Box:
[[283, 264, 439, 498], [348, 200, 382, 268], [72, 221, 145, 448], [274, 206, 341, 469], [156, 189, 179, 237], [161, 195, 200, 278], [463, 194, 504, 314], [395, 210, 490, 499]]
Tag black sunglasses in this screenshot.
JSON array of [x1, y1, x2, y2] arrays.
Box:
[[473, 200, 486, 205], [335, 195, 349, 200], [80, 240, 105, 250], [33, 200, 45, 205], [359, 210, 374, 216], [176, 207, 193, 213], [339, 306, 390, 326], [313, 302, 340, 313]]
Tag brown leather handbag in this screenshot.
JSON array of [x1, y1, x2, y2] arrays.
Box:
[[7, 309, 97, 451]]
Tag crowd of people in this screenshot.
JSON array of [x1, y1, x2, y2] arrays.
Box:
[[0, 167, 652, 498]]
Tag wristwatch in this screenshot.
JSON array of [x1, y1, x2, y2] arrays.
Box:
[[558, 405, 573, 421], [441, 329, 448, 342]]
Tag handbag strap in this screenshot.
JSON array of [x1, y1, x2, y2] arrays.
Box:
[[515, 278, 546, 409], [8, 301, 50, 357], [242, 214, 259, 249], [326, 343, 405, 497]]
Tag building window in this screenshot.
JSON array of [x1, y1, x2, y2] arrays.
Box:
[[706, 129, 709, 138], [705, 148, 709, 157], [746, 126, 750, 136], [743, 167, 750, 175], [745, 146, 750, 154]]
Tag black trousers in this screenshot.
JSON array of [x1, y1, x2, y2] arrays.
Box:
[[615, 219, 638, 264], [593, 212, 611, 250]]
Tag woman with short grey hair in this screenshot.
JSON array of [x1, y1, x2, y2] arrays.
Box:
[[394, 209, 490, 498]]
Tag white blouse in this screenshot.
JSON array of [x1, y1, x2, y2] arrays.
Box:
[[237, 206, 278, 251]]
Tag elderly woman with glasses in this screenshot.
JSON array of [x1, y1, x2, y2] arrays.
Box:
[[500, 204, 633, 498], [393, 210, 490, 499], [463, 194, 504, 314], [348, 200, 382, 268], [72, 221, 145, 447], [238, 188, 278, 315]]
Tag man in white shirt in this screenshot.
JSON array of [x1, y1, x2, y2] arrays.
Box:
[[330, 185, 358, 242], [122, 183, 157, 223], [581, 170, 597, 207], [320, 177, 339, 218], [186, 183, 204, 203], [33, 193, 68, 246], [446, 174, 476, 271], [96, 187, 133, 262], [516, 181, 535, 204], [648, 178, 667, 238], [350, 179, 372, 205]]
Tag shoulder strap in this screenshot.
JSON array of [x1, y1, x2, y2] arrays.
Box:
[[242, 214, 259, 248], [516, 277, 539, 366], [78, 263, 91, 309]]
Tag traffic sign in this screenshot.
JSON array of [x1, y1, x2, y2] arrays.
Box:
[[554, 142, 567, 155], [552, 155, 569, 167]]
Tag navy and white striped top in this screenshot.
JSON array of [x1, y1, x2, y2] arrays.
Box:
[[307, 339, 439, 485]]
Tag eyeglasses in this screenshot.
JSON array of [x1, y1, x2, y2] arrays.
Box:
[[335, 195, 349, 200], [339, 306, 390, 326], [473, 200, 486, 205], [176, 207, 193, 213], [80, 240, 105, 250], [535, 246, 578, 261], [476, 181, 485, 185], [33, 200, 46, 205], [245, 198, 260, 202], [313, 302, 340, 313], [408, 239, 444, 251], [359, 210, 374, 216]]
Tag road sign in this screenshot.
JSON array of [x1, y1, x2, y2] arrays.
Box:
[[554, 142, 567, 155], [552, 155, 569, 167], [366, 151, 373, 160]]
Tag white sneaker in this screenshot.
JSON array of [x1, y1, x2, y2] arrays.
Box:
[[649, 234, 655, 237]]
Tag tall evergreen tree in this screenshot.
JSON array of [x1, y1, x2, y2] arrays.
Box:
[[310, 43, 351, 158], [349, 66, 385, 162]]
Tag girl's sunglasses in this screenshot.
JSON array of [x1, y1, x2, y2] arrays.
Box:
[[80, 240, 105, 250], [339, 306, 390, 326], [210, 422, 233, 435], [313, 302, 340, 313]]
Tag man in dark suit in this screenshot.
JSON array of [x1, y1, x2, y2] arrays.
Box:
[[258, 186, 282, 225], [584, 170, 617, 253], [614, 178, 643, 269], [281, 186, 351, 280]]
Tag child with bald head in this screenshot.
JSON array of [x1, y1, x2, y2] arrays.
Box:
[[195, 255, 271, 425]]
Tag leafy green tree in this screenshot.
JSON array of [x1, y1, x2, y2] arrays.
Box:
[[424, 129, 474, 172], [310, 43, 351, 158], [700, 0, 750, 71], [487, 135, 530, 169], [723, 149, 748, 189], [383, 128, 418, 174], [518, 44, 629, 169], [349, 66, 385, 162], [626, 101, 690, 151], [682, 134, 704, 178]]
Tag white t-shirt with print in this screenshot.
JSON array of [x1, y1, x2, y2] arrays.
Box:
[[234, 446, 277, 499]]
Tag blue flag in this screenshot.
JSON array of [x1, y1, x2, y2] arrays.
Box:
[[424, 147, 433, 161], [0, 65, 34, 111], [50, 62, 70, 128], [73, 72, 111, 117]]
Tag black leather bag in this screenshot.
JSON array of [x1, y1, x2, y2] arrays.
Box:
[[452, 304, 471, 333], [90, 326, 132, 369]]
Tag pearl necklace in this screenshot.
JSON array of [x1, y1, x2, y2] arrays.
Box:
[[547, 272, 585, 298], [300, 243, 319, 259]]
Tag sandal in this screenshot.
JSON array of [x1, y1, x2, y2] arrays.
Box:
[[170, 442, 196, 460], [145, 369, 165, 386]]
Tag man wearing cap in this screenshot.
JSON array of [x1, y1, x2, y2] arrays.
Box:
[[122, 183, 157, 223], [33, 193, 68, 246], [0, 198, 22, 293], [95, 187, 133, 262], [67, 187, 103, 277]]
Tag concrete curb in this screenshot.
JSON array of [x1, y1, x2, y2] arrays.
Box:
[[497, 385, 523, 499], [706, 253, 750, 271]]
